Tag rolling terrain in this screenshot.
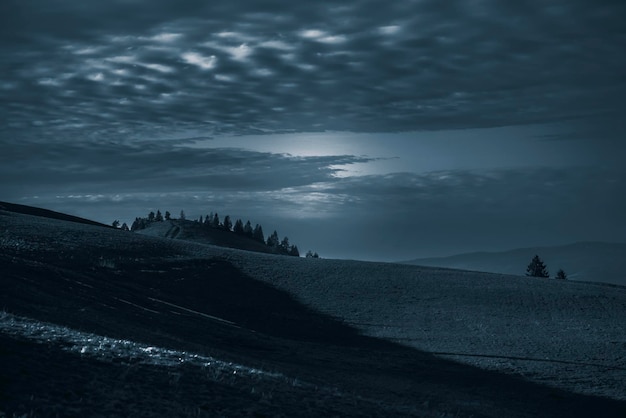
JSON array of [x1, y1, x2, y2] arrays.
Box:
[[402, 242, 626, 286], [1, 204, 625, 417]]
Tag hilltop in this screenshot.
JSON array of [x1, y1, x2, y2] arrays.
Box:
[[134, 218, 277, 255], [402, 242, 626, 286], [1, 203, 625, 417]]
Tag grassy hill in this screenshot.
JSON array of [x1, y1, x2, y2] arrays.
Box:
[[135, 219, 276, 254], [1, 203, 625, 417], [402, 242, 626, 286]]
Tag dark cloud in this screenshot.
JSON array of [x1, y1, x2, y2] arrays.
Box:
[[0, 139, 371, 194], [2, 1, 624, 260], [1, 0, 625, 140]]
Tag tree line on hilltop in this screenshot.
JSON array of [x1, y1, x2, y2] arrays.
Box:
[[115, 209, 318, 258]]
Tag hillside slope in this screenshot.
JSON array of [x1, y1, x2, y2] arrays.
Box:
[[402, 242, 626, 286], [135, 219, 277, 254], [1, 206, 625, 417]]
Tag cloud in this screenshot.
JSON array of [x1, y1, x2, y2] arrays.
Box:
[[1, 0, 624, 141], [2, 133, 624, 260]]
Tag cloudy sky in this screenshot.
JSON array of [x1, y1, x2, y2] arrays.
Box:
[[1, 0, 625, 260]]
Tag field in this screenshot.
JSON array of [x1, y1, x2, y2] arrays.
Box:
[[1, 208, 625, 417]]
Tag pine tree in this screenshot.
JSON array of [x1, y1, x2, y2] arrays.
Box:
[[244, 220, 253, 237], [148, 211, 155, 222], [289, 245, 300, 257], [155, 210, 163, 222], [280, 236, 290, 254], [112, 220, 120, 228], [267, 230, 279, 248], [555, 269, 568, 280], [233, 219, 244, 235], [164, 211, 171, 221], [526, 255, 549, 278], [253, 224, 264, 243], [223, 215, 233, 231], [179, 210, 186, 220], [120, 222, 129, 231], [212, 213, 220, 228]]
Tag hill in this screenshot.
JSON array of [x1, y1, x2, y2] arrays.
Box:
[[1, 203, 625, 417], [402, 242, 626, 286], [134, 218, 276, 255], [0, 200, 111, 228]]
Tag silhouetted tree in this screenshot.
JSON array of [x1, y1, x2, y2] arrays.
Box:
[[233, 219, 244, 235], [555, 269, 568, 280], [253, 224, 265, 243], [267, 230, 279, 248], [148, 211, 155, 222], [526, 255, 549, 278], [179, 210, 186, 220], [289, 245, 300, 257], [280, 236, 290, 254], [120, 222, 129, 231], [112, 220, 120, 228], [212, 213, 220, 228], [155, 210, 163, 222], [130, 217, 148, 231], [244, 220, 253, 237], [223, 215, 233, 231], [164, 211, 171, 221]]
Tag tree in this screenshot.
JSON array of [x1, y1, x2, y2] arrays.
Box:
[[120, 222, 129, 231], [526, 255, 549, 278], [244, 220, 253, 237], [306, 250, 320, 258], [233, 219, 244, 235], [289, 245, 300, 257], [212, 213, 220, 228], [280, 236, 290, 253], [165, 211, 171, 221], [253, 224, 265, 243], [267, 230, 279, 248], [179, 210, 186, 220], [112, 220, 120, 228], [223, 215, 233, 231], [148, 211, 155, 222], [555, 269, 568, 280], [155, 210, 163, 222]]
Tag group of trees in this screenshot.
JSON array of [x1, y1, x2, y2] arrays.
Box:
[[119, 209, 311, 258], [194, 212, 303, 257], [526, 255, 567, 280]]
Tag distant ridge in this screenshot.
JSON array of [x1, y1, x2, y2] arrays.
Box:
[[0, 201, 111, 228], [401, 241, 626, 286]]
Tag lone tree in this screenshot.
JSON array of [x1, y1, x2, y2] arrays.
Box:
[[526, 255, 549, 278], [164, 211, 171, 220], [555, 269, 568, 280]]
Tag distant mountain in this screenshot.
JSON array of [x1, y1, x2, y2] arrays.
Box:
[[402, 242, 626, 286]]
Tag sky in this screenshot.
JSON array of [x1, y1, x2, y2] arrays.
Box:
[[1, 0, 625, 260]]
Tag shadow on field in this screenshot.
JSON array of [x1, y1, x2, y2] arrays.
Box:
[[1, 249, 625, 417]]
